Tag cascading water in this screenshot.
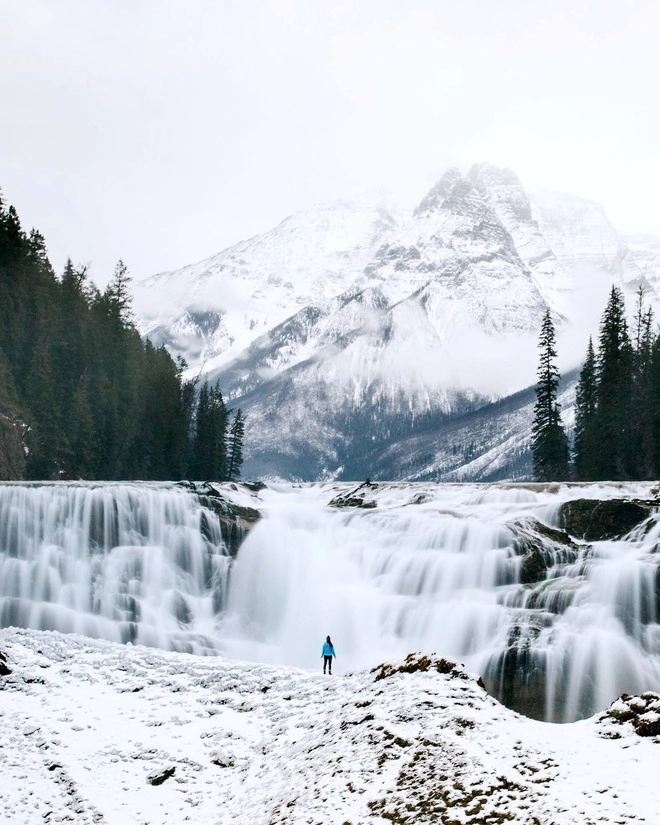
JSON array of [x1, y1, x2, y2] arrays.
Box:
[[0, 483, 231, 653], [3, 480, 660, 722], [221, 483, 660, 722]]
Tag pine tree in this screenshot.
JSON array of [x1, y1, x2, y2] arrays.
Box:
[[104, 259, 133, 327], [593, 286, 633, 479], [573, 337, 598, 479], [531, 310, 570, 481], [227, 409, 245, 480], [630, 288, 654, 477]]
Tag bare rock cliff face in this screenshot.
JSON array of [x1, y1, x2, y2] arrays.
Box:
[[0, 414, 25, 480]]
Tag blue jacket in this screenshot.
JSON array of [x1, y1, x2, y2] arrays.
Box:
[[322, 642, 336, 657]]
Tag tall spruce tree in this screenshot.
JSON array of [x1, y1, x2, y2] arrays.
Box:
[[593, 286, 633, 479], [227, 409, 245, 480], [531, 310, 570, 481], [190, 380, 229, 479], [630, 288, 654, 477], [573, 337, 598, 479]]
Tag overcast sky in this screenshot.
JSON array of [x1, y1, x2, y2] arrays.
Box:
[[1, 0, 658, 287]]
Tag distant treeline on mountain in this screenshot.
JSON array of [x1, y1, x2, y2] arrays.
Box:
[[0, 188, 243, 481], [533, 285, 660, 482]]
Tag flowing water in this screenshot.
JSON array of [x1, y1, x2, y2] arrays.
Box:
[[0, 483, 230, 654], [2, 480, 660, 721]]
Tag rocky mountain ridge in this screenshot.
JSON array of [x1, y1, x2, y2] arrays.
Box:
[[134, 164, 660, 480]]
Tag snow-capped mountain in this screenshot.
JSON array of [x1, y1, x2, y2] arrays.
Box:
[[134, 164, 659, 481], [133, 191, 403, 370]]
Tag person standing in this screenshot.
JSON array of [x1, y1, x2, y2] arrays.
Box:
[[321, 635, 336, 675]]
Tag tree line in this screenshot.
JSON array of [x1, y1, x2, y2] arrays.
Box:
[[532, 285, 660, 481], [0, 188, 244, 481]]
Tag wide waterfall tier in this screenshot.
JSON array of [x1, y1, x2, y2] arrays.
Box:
[[0, 483, 233, 654], [221, 482, 660, 722], [3, 480, 660, 722]]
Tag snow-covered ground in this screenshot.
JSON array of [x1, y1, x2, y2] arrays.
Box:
[[1, 627, 658, 825]]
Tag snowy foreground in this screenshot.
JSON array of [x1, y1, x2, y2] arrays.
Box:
[[1, 629, 658, 825]]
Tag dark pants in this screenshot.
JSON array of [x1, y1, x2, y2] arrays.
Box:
[[323, 655, 333, 674]]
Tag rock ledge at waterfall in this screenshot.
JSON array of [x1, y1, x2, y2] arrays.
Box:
[[2, 627, 660, 825]]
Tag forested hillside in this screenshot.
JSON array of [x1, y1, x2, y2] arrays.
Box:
[[0, 189, 243, 481]]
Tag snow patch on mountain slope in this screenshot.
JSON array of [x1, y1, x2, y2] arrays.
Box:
[[2, 628, 659, 825], [134, 193, 402, 372]]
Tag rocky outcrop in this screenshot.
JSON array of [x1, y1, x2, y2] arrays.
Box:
[[147, 767, 176, 785], [180, 482, 262, 556], [328, 481, 378, 509], [372, 653, 481, 687], [0, 650, 11, 677], [600, 692, 660, 739], [483, 642, 549, 721], [559, 499, 655, 541], [508, 519, 580, 584], [0, 414, 26, 480]]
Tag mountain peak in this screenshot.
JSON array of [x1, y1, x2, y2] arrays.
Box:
[[413, 168, 464, 217]]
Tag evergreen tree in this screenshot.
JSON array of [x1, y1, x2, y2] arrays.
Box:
[[227, 409, 245, 480], [593, 286, 633, 479], [631, 288, 654, 477], [573, 337, 598, 479], [531, 310, 570, 481], [104, 259, 133, 327], [0, 184, 241, 482], [190, 380, 229, 479], [643, 335, 660, 478]]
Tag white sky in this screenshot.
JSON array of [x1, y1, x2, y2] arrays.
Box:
[[1, 0, 659, 287]]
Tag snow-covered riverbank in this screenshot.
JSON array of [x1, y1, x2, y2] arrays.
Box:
[[1, 628, 658, 824]]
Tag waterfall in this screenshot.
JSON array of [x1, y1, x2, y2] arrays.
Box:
[[221, 483, 660, 722], [3, 480, 660, 722], [0, 483, 230, 654]]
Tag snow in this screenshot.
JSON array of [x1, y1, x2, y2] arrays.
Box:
[[2, 629, 659, 824]]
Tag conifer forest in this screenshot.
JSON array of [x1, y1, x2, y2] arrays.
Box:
[[533, 285, 660, 482], [0, 188, 244, 481]]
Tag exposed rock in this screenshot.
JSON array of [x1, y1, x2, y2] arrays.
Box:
[[0, 650, 11, 677], [483, 644, 548, 721], [0, 414, 26, 481], [241, 481, 267, 492], [372, 653, 481, 687], [599, 692, 660, 739], [329, 482, 378, 509], [147, 767, 176, 785], [329, 494, 377, 509], [559, 499, 654, 541], [176, 482, 263, 556], [508, 519, 579, 584]]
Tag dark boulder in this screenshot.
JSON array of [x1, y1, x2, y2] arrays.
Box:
[[600, 692, 660, 738], [329, 482, 379, 509], [147, 767, 176, 786], [329, 494, 377, 509], [0, 650, 11, 677], [241, 481, 267, 492], [508, 519, 579, 584], [559, 499, 653, 541]]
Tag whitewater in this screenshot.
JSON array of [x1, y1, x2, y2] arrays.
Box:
[[2, 480, 660, 823], [2, 480, 660, 723]]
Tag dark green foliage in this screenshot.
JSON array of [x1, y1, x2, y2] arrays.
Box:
[[572, 286, 660, 481], [592, 286, 633, 479], [0, 187, 244, 481], [227, 409, 245, 481], [531, 310, 570, 481], [189, 380, 229, 480], [573, 337, 598, 479]]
